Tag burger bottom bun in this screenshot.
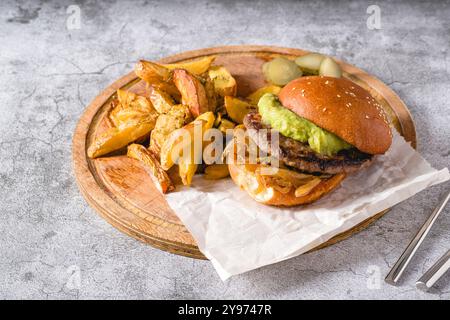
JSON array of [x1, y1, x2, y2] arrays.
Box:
[[228, 163, 346, 207]]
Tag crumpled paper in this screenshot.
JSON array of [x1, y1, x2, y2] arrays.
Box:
[[165, 132, 450, 280]]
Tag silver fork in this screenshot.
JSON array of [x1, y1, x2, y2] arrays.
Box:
[[385, 190, 450, 285]]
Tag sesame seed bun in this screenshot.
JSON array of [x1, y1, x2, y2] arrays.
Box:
[[278, 76, 392, 155], [228, 163, 346, 207]]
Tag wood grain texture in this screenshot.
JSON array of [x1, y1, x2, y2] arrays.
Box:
[[72, 45, 417, 260]]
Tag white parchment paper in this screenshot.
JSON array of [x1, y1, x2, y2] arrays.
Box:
[[165, 132, 450, 280]]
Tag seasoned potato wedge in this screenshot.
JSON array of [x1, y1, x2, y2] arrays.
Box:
[[196, 111, 216, 129], [218, 119, 236, 133], [149, 104, 192, 154], [166, 165, 183, 186], [164, 56, 215, 75], [152, 81, 181, 101], [135, 60, 172, 83], [173, 69, 210, 117], [247, 85, 282, 105], [160, 111, 214, 170], [204, 164, 230, 180], [224, 96, 256, 124], [148, 86, 175, 114], [127, 144, 175, 194], [208, 66, 237, 97], [160, 112, 215, 185], [88, 120, 156, 158], [160, 120, 204, 171], [109, 89, 157, 127], [204, 75, 217, 112]]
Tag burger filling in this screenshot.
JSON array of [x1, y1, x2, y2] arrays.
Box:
[[258, 93, 351, 156], [242, 94, 373, 175]]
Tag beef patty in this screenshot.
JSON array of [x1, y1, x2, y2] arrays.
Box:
[[243, 112, 373, 174]]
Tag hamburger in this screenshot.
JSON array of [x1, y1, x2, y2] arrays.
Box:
[[227, 76, 392, 206]]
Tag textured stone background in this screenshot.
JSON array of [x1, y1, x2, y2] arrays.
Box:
[[0, 0, 449, 299]]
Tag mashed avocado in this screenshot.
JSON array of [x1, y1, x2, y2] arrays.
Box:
[[258, 93, 352, 156]]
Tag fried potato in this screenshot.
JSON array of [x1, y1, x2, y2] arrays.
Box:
[[204, 75, 217, 112], [152, 81, 181, 101], [173, 69, 210, 117], [135, 60, 172, 83], [166, 165, 183, 186], [160, 120, 203, 171], [127, 144, 175, 194], [247, 85, 282, 105], [148, 86, 175, 114], [88, 120, 156, 158], [196, 109, 215, 128], [217, 118, 236, 134], [204, 164, 230, 180], [149, 104, 192, 154], [208, 66, 237, 97], [109, 89, 157, 127], [224, 96, 256, 124], [164, 56, 215, 75], [160, 112, 215, 185]]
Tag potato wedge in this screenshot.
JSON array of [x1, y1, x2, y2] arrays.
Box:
[[160, 112, 215, 185], [208, 66, 237, 97], [160, 111, 214, 170], [148, 86, 175, 114], [160, 120, 205, 171], [88, 120, 155, 158], [204, 75, 217, 112], [178, 156, 196, 186], [173, 69, 210, 117], [224, 96, 256, 124], [109, 89, 157, 127], [164, 56, 215, 75], [218, 119, 236, 134], [152, 81, 181, 101], [127, 144, 175, 194], [149, 104, 192, 154], [196, 110, 216, 129], [204, 164, 230, 180], [247, 85, 282, 105], [166, 165, 183, 186], [135, 60, 172, 83]]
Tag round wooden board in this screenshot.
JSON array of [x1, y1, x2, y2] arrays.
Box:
[[72, 45, 416, 260]]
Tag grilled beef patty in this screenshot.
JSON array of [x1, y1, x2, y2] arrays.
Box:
[[243, 112, 373, 174]]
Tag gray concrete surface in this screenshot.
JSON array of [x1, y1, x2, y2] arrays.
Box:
[[0, 0, 449, 300]]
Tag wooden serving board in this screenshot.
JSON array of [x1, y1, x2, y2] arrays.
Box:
[[72, 45, 416, 259]]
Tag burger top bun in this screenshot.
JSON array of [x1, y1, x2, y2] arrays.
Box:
[[278, 76, 392, 155]]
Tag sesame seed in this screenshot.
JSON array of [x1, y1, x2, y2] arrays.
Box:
[[325, 80, 329, 84], [323, 107, 327, 112], [365, 115, 370, 119], [350, 86, 355, 89], [337, 94, 341, 98]]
